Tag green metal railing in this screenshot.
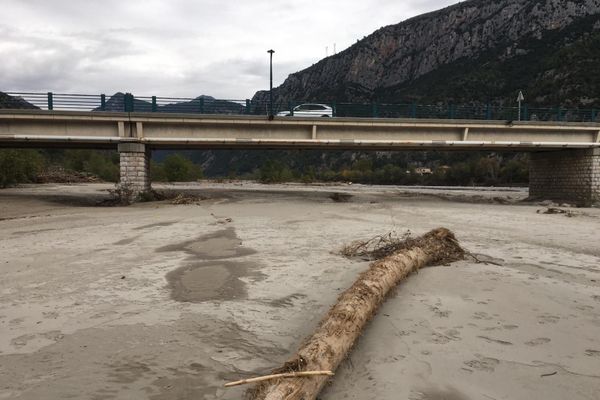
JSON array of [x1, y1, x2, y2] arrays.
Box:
[[3, 91, 600, 122]]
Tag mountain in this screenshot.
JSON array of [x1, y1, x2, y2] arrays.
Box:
[[253, 0, 600, 108], [96, 93, 245, 114], [0, 92, 38, 109]]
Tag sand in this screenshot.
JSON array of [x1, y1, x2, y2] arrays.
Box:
[[0, 182, 599, 399]]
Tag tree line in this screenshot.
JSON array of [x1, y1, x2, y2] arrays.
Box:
[[0, 148, 528, 188]]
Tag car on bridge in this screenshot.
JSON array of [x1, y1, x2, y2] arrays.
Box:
[[277, 103, 333, 117]]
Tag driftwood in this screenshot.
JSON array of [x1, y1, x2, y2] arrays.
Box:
[[225, 371, 334, 387], [246, 227, 464, 400]]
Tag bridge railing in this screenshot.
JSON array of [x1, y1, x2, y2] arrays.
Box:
[[3, 91, 600, 123]]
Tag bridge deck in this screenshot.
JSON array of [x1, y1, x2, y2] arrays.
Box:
[[1, 110, 599, 151]]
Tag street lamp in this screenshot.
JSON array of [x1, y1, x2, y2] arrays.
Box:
[[268, 49, 275, 118]]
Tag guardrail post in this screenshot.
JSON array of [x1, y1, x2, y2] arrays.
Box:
[[523, 104, 529, 121], [100, 94, 106, 111], [556, 106, 562, 121], [199, 97, 205, 114], [332, 101, 336, 117], [245, 99, 251, 114], [411, 103, 417, 118], [449, 104, 455, 119], [124, 93, 134, 112], [372, 103, 379, 118], [486, 103, 492, 120], [592, 109, 597, 122], [151, 96, 157, 112], [288, 101, 294, 116], [47, 92, 53, 111]]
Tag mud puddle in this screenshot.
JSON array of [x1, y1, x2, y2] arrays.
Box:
[[157, 227, 256, 259], [161, 227, 263, 302], [166, 261, 264, 302]]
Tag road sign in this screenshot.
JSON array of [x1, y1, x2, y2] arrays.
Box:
[[517, 91, 524, 121]]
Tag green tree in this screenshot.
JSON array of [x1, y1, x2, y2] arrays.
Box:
[[161, 154, 203, 182], [0, 149, 44, 187], [259, 159, 293, 183]]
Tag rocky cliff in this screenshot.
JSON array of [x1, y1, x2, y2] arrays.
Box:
[[254, 0, 600, 107]]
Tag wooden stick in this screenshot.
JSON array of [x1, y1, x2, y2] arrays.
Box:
[[225, 371, 334, 387]]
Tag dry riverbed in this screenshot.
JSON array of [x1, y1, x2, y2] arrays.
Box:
[[0, 182, 599, 399]]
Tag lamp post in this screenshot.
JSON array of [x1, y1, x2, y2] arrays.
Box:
[[268, 49, 275, 118]]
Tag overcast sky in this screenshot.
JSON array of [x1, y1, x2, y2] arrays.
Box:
[[0, 0, 459, 99]]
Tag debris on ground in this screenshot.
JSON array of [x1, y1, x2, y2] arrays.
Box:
[[329, 192, 353, 203], [245, 228, 465, 400], [170, 193, 208, 205], [36, 166, 101, 184], [339, 230, 413, 260], [537, 207, 579, 217]]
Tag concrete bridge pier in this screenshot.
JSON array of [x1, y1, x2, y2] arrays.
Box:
[[529, 148, 600, 206], [118, 142, 151, 198]]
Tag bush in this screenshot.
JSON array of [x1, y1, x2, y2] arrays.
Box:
[[161, 154, 203, 182], [259, 159, 294, 183], [62, 150, 119, 182], [0, 149, 44, 187]]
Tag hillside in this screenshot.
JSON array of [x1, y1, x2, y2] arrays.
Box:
[[0, 92, 38, 109], [253, 0, 600, 108]]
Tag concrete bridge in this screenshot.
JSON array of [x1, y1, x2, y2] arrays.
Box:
[[1, 110, 599, 205]]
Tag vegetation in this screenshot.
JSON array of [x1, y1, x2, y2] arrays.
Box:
[[0, 149, 204, 187], [151, 153, 203, 182], [0, 149, 44, 188], [254, 151, 528, 186]]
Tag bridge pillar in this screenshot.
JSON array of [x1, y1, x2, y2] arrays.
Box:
[[118, 142, 151, 198], [529, 148, 600, 206]]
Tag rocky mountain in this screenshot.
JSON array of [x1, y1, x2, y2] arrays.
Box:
[[96, 92, 245, 114], [0, 92, 38, 109], [254, 0, 600, 108]]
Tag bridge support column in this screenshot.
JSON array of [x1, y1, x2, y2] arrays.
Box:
[[118, 142, 151, 198], [529, 148, 600, 206]]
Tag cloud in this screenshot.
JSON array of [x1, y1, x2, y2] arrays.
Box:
[[0, 0, 461, 98]]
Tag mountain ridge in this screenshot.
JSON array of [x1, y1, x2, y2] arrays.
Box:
[[253, 0, 600, 107]]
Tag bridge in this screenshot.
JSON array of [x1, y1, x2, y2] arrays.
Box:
[[1, 109, 599, 206]]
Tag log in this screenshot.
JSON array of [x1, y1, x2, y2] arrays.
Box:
[[246, 227, 464, 400]]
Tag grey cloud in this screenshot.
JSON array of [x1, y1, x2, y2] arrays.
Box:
[[1, 0, 461, 97]]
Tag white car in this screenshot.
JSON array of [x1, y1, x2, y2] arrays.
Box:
[[277, 103, 333, 117]]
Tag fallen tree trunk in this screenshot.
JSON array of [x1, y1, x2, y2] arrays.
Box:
[[246, 227, 464, 400]]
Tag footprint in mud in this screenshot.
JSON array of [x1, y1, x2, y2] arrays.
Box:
[[585, 349, 600, 357], [429, 329, 461, 344], [430, 305, 451, 318], [464, 355, 500, 372], [503, 324, 519, 330], [409, 387, 469, 400], [591, 295, 600, 302], [134, 221, 178, 230], [10, 331, 65, 348], [472, 311, 493, 321], [107, 360, 154, 384], [113, 236, 140, 245], [157, 227, 256, 260], [477, 335, 513, 346], [525, 337, 551, 346], [269, 293, 307, 308], [537, 314, 560, 324]]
